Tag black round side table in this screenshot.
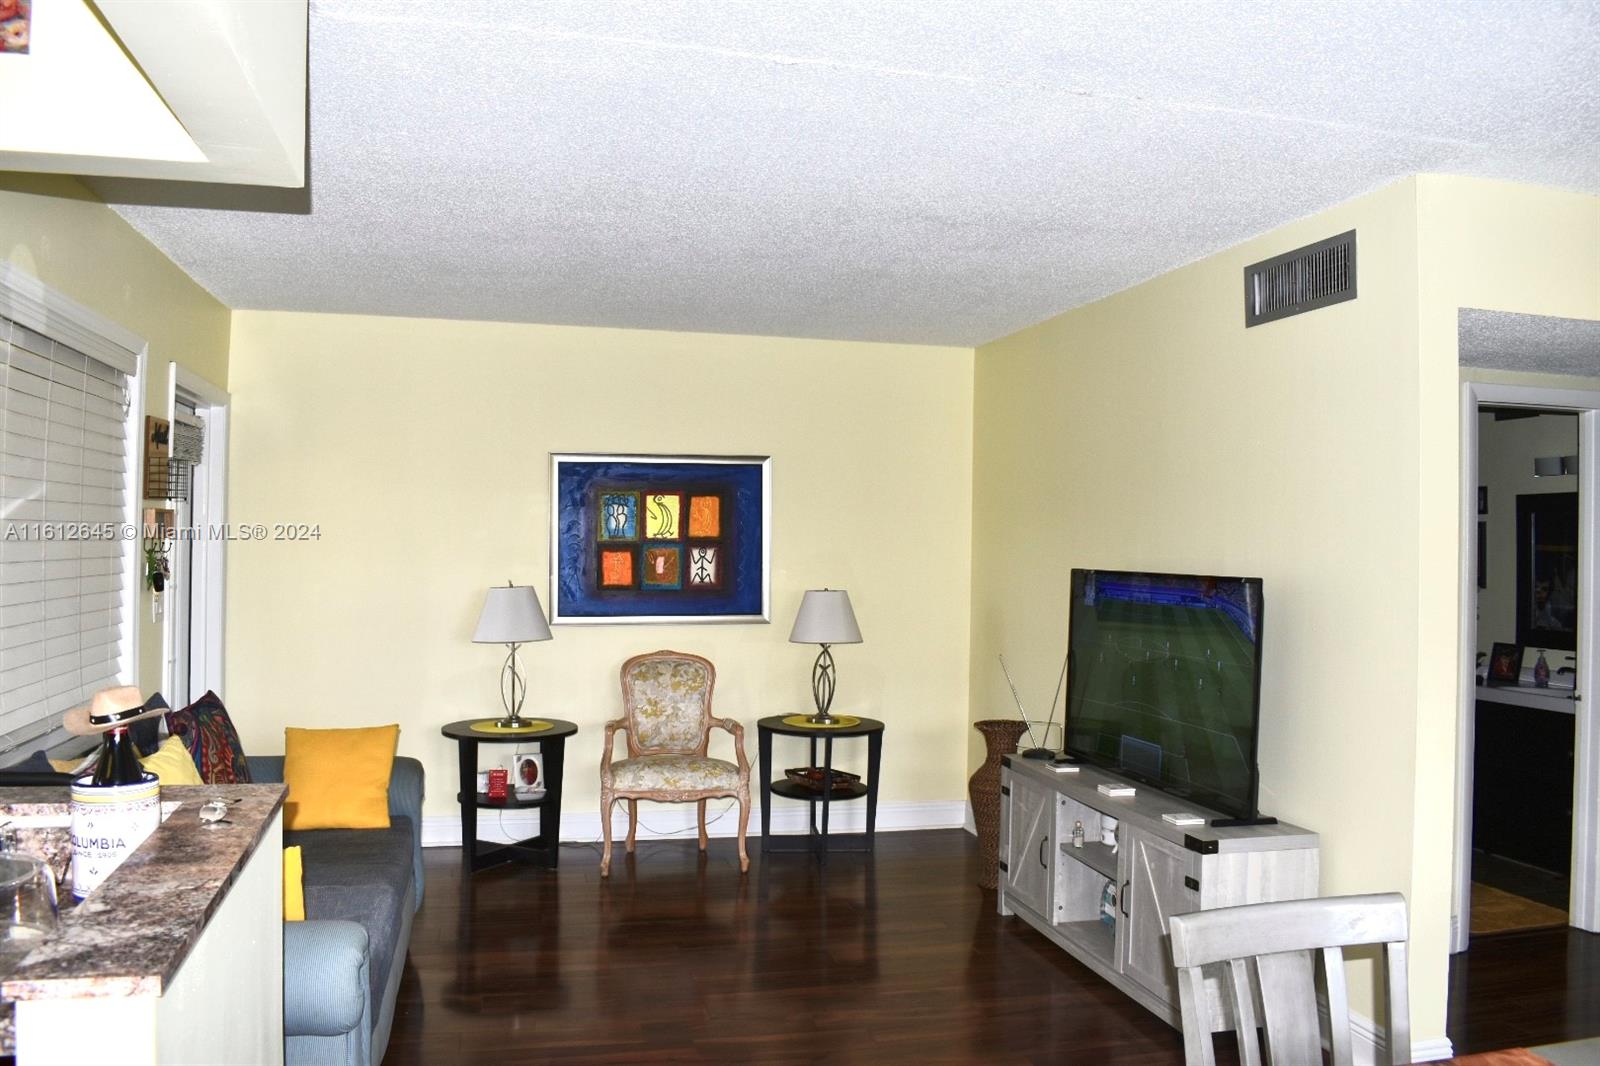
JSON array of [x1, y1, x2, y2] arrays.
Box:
[[441, 718, 578, 872], [757, 715, 883, 857]]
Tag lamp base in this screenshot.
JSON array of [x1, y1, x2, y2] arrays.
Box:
[[805, 711, 839, 726]]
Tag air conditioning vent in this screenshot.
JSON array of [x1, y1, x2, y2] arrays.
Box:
[[1244, 230, 1356, 327]]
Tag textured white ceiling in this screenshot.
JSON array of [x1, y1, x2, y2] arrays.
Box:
[[102, 0, 1600, 346], [1460, 309, 1600, 377]]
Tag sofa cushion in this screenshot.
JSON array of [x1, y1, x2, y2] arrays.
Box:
[[165, 691, 252, 784], [289, 816, 414, 1014], [610, 754, 741, 792], [283, 724, 398, 831]]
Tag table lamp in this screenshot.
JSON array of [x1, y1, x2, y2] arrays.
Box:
[[473, 582, 552, 727], [789, 588, 862, 725]]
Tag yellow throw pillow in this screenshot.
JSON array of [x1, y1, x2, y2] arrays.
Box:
[[139, 735, 204, 786], [283, 845, 305, 921], [282, 724, 399, 831]]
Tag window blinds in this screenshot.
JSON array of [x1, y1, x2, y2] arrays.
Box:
[[0, 315, 132, 749]]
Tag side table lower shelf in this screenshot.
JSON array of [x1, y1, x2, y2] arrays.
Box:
[[441, 718, 577, 873], [757, 715, 884, 857]]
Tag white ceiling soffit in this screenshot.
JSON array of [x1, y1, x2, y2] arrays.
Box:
[[0, 0, 306, 188], [103, 0, 1599, 346], [1460, 309, 1600, 378]]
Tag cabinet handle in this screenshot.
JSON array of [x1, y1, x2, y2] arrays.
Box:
[[1120, 879, 1130, 917], [1038, 836, 1049, 868]]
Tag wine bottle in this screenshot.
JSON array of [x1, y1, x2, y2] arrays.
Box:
[[89, 725, 145, 786]]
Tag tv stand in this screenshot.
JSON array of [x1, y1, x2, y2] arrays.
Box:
[[998, 756, 1318, 1031]]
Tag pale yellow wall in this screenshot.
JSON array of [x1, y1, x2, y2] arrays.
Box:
[[1475, 412, 1578, 661], [0, 173, 231, 703], [1413, 177, 1600, 1041], [972, 178, 1429, 1033], [224, 311, 974, 824], [971, 176, 1599, 1049]]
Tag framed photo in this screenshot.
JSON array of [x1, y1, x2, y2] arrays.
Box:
[[1515, 492, 1577, 651], [550, 454, 771, 624], [1488, 641, 1523, 685], [511, 752, 545, 795]]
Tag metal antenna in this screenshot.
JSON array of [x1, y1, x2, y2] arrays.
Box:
[[998, 654, 1042, 750]]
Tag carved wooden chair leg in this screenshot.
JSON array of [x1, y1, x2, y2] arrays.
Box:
[[626, 799, 638, 853], [736, 788, 751, 873], [600, 792, 614, 878], [698, 800, 709, 851]]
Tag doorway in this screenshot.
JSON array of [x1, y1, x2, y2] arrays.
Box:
[[1454, 381, 1600, 952], [163, 364, 229, 707], [1468, 405, 1577, 933]]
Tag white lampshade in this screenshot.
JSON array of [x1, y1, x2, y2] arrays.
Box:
[[472, 585, 552, 644], [788, 589, 862, 645]]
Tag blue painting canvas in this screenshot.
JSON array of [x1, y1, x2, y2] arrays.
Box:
[[551, 454, 770, 623]]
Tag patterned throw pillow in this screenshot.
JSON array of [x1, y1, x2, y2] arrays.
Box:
[[165, 691, 252, 784]]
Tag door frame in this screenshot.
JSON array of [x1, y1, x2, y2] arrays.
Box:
[[163, 363, 229, 702], [1454, 380, 1600, 951]]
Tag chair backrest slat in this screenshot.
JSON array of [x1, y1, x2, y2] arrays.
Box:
[[1322, 945, 1353, 1066], [1167, 893, 1409, 1066], [1384, 942, 1411, 1066], [1176, 965, 1217, 1066], [1255, 950, 1321, 1066], [1226, 958, 1263, 1066]]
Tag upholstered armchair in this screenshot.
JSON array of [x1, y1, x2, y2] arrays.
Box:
[[600, 650, 751, 876]]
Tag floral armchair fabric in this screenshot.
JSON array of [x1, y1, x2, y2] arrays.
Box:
[[600, 650, 751, 876]]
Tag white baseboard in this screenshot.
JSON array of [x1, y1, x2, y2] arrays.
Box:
[[1336, 1006, 1452, 1065], [421, 799, 967, 848]]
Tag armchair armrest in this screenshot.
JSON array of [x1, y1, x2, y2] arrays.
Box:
[[283, 920, 372, 1037], [712, 718, 750, 777], [600, 718, 628, 778]]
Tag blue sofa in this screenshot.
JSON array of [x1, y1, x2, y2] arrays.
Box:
[[248, 755, 425, 1066]]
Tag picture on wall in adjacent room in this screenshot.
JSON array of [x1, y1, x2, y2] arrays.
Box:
[[550, 453, 771, 624], [1516, 491, 1578, 651]]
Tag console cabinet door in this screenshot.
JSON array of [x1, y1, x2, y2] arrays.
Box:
[[1003, 774, 1055, 918], [1120, 828, 1199, 1006]]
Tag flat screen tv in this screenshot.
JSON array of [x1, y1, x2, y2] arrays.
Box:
[[1063, 569, 1265, 821]]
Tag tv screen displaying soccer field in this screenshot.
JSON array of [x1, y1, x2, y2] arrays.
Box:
[[1063, 569, 1264, 820]]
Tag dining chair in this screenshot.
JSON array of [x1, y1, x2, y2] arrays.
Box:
[[1167, 892, 1410, 1066]]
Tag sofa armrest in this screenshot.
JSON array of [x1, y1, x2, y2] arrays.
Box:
[[250, 753, 424, 908], [283, 920, 372, 1037], [388, 757, 425, 908]]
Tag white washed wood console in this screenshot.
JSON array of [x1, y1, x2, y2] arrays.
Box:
[[998, 756, 1319, 1029]]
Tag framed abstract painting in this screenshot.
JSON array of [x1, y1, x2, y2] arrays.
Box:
[[550, 454, 771, 624]]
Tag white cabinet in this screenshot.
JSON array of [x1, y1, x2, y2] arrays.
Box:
[[1121, 828, 1198, 1004], [997, 757, 1319, 1030], [1000, 772, 1055, 919]]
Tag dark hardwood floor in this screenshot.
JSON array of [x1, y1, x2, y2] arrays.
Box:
[[1447, 926, 1600, 1055], [385, 829, 1600, 1064], [386, 830, 1193, 1065]]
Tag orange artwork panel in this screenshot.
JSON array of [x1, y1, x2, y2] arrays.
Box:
[[599, 549, 634, 588], [687, 496, 721, 538]]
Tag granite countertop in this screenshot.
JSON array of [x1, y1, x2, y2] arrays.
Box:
[[0, 783, 286, 1002]]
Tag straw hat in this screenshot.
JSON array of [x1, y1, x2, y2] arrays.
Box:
[[63, 686, 170, 736]]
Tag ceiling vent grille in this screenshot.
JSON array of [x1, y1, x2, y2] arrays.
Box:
[[1244, 230, 1356, 327]]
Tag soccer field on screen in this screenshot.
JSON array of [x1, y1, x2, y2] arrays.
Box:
[[1068, 596, 1256, 802]]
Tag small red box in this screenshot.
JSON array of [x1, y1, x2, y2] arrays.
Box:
[[486, 768, 508, 802]]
